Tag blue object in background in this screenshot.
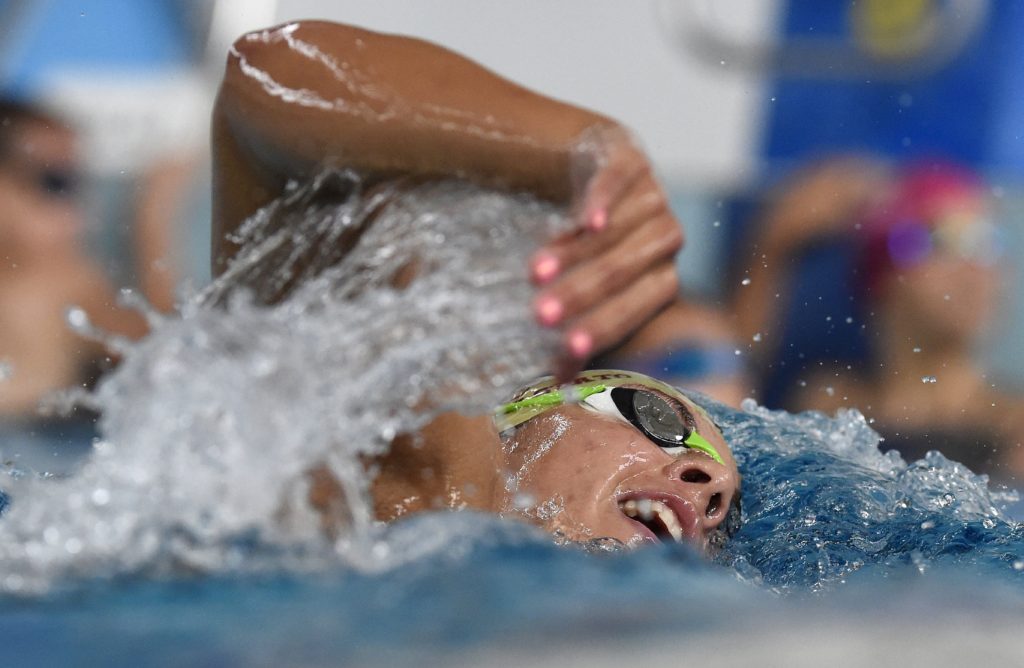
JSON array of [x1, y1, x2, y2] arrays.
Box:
[[763, 0, 1024, 175], [0, 0, 193, 96], [747, 0, 1024, 405]]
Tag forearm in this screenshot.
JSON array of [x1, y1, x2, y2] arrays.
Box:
[[213, 20, 617, 270]]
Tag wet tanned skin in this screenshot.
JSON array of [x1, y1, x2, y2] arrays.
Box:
[[210, 21, 700, 541], [212, 20, 683, 369], [370, 405, 740, 551], [213, 21, 608, 257]]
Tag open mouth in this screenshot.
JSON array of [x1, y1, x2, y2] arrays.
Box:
[[618, 495, 691, 544]]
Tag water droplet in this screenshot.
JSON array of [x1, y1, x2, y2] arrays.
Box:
[[91, 489, 110, 506], [798, 380, 807, 387], [740, 277, 751, 286], [845, 317, 853, 324], [513, 492, 536, 510], [770, 96, 777, 102], [825, 386, 835, 397], [752, 333, 762, 343], [921, 376, 937, 384], [0, 359, 12, 382], [712, 220, 721, 227], [66, 306, 90, 332], [1013, 559, 1024, 571], [913, 347, 922, 353], [734, 349, 742, 356], [920, 520, 935, 530], [943, 294, 951, 301]]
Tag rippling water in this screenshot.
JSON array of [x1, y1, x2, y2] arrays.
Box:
[[0, 175, 1022, 666]]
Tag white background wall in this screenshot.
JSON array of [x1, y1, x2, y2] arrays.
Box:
[[272, 0, 779, 190]]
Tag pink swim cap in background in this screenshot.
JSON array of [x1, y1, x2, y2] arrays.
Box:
[[857, 160, 988, 296]]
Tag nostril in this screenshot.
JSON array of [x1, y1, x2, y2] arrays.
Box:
[[680, 468, 712, 484], [706, 493, 722, 518]]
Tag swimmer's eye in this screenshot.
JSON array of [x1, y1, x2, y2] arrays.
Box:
[[584, 387, 695, 456]]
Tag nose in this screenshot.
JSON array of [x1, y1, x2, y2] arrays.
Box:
[[665, 456, 737, 532]]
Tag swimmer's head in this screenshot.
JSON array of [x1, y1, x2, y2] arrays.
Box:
[[0, 97, 83, 259], [495, 370, 740, 551], [857, 161, 1002, 341]]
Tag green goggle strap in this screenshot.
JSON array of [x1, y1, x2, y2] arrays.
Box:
[[497, 379, 724, 465], [679, 428, 723, 465], [499, 384, 607, 416]]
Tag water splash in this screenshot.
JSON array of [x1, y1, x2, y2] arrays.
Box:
[[0, 170, 1022, 610], [716, 398, 1022, 593], [0, 171, 566, 593]]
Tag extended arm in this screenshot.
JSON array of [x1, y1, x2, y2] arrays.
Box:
[[213, 20, 615, 269], [212, 19, 682, 371]]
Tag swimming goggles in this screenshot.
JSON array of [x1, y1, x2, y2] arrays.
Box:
[[1, 157, 81, 200], [495, 370, 724, 464], [887, 215, 1004, 268]]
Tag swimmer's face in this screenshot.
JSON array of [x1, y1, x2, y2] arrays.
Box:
[[0, 120, 83, 258], [883, 194, 1002, 342], [499, 387, 739, 551]]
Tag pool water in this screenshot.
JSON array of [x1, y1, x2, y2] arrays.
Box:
[[1, 174, 1022, 666]]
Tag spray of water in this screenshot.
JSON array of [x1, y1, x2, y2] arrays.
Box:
[[0, 170, 567, 594], [1, 169, 1020, 600]]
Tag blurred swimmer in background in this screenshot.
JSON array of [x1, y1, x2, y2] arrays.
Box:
[[0, 98, 148, 421], [212, 21, 739, 550], [737, 157, 1024, 479]]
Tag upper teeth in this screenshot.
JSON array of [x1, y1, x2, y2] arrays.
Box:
[[620, 498, 684, 543]]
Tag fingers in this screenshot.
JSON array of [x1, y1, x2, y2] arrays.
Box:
[[534, 208, 682, 327], [532, 130, 683, 379], [575, 140, 649, 232], [555, 261, 679, 379], [530, 171, 673, 285]]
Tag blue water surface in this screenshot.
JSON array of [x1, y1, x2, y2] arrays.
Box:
[[1, 399, 1022, 666]]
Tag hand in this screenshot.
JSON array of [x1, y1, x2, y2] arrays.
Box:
[[529, 131, 683, 378]]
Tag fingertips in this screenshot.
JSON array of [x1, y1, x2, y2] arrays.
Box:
[[562, 261, 678, 361], [586, 207, 608, 232], [535, 210, 682, 327], [535, 294, 564, 326], [531, 251, 561, 284], [535, 172, 670, 284], [566, 328, 594, 359]]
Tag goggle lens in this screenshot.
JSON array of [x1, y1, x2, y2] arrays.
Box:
[[496, 371, 723, 465]]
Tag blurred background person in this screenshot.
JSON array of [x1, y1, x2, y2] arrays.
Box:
[[0, 1, 256, 467], [0, 98, 145, 425], [735, 157, 1024, 479]]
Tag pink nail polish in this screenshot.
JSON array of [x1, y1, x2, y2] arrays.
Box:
[[588, 208, 607, 232], [567, 330, 593, 359], [532, 253, 560, 283], [536, 296, 563, 326]]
